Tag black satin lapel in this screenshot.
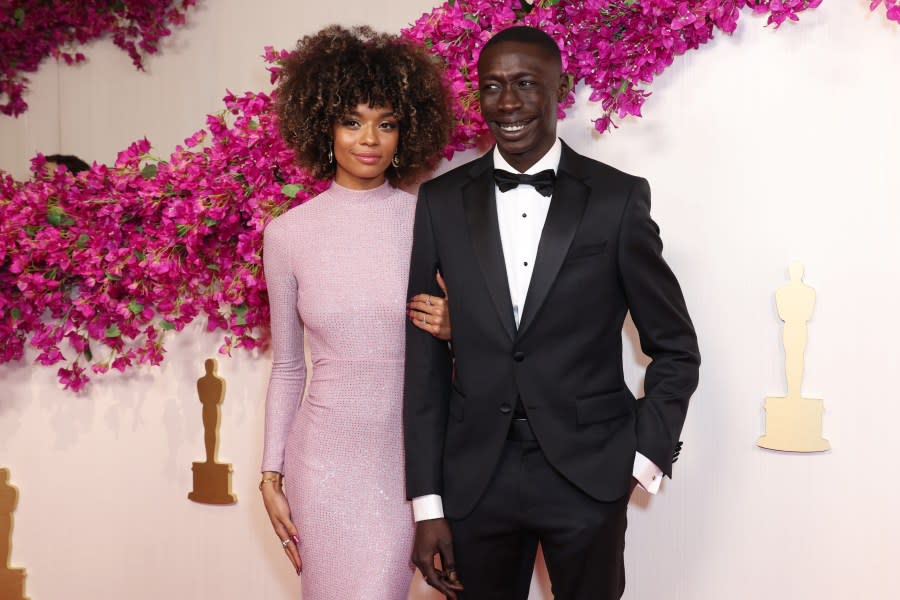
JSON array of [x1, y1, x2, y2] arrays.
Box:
[[463, 170, 517, 341], [517, 171, 589, 337]]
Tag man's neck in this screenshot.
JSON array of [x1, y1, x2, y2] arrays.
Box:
[[494, 138, 562, 174]]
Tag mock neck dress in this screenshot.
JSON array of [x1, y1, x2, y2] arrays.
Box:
[[261, 180, 416, 599]]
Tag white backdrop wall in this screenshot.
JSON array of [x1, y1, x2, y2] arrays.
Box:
[[2, 1, 899, 599]]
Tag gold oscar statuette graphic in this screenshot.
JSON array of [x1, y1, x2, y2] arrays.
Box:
[[0, 468, 29, 600], [757, 262, 830, 452], [188, 358, 238, 504]]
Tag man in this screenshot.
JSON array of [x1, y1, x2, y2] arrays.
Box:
[[404, 26, 700, 600]]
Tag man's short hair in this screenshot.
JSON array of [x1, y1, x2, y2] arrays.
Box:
[[478, 26, 562, 69]]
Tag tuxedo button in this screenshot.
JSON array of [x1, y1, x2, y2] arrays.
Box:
[[513, 352, 525, 362], [499, 403, 512, 414]]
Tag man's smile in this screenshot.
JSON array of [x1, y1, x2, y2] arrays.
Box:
[[492, 118, 537, 142]]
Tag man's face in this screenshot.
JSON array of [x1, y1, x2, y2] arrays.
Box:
[[477, 41, 567, 172]]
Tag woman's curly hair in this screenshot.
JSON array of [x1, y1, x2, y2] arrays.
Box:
[[275, 26, 453, 187]]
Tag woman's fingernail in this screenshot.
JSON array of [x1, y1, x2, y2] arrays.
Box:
[[291, 534, 300, 544]]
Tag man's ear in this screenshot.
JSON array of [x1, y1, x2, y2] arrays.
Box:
[[558, 72, 573, 101]]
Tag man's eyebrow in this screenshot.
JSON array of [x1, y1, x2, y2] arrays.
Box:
[[480, 70, 538, 80]]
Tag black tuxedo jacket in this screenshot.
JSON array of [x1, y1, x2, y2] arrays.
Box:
[[404, 142, 700, 519]]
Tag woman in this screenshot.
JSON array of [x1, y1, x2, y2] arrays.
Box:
[[258, 26, 454, 599]]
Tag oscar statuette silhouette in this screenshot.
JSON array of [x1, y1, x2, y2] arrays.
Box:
[[188, 359, 238, 504], [0, 468, 29, 600], [758, 262, 830, 452]]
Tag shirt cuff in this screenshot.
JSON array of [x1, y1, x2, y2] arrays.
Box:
[[412, 494, 445, 522], [633, 452, 663, 495]]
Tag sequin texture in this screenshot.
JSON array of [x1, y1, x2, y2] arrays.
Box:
[[261, 181, 415, 599]]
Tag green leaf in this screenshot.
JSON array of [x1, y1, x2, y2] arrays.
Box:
[[248, 119, 259, 130], [47, 205, 74, 226], [127, 300, 144, 315], [203, 217, 218, 227], [206, 263, 220, 271], [176, 224, 190, 237], [134, 249, 146, 261], [76, 233, 90, 248], [84, 344, 93, 362], [104, 325, 121, 338], [281, 183, 302, 198], [160, 320, 176, 331], [616, 80, 629, 95], [10, 307, 21, 320], [105, 272, 121, 281], [24, 225, 38, 238], [141, 164, 158, 179], [233, 303, 248, 326], [13, 8, 24, 26], [464, 13, 479, 23]]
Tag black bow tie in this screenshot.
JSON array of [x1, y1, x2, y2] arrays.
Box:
[[493, 169, 556, 197]]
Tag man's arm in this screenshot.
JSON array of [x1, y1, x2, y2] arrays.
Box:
[[404, 183, 453, 499], [618, 178, 701, 477], [403, 186, 462, 598]]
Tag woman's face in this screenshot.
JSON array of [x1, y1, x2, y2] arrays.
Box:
[[332, 103, 399, 189]]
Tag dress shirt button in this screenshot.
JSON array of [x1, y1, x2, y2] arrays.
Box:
[[499, 403, 512, 414], [522, 213, 527, 218], [513, 352, 525, 362], [523, 261, 528, 266]]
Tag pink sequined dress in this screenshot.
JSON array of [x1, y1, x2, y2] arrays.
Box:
[[261, 181, 416, 599]]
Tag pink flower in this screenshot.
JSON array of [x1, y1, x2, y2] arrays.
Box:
[[57, 362, 88, 391], [1, 1, 196, 117], [2, 0, 842, 391]]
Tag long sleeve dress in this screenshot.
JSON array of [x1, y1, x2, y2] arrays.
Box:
[[261, 180, 416, 599]]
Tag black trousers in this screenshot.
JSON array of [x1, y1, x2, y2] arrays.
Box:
[[448, 439, 628, 600]]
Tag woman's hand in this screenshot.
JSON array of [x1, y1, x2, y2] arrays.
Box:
[[260, 472, 302, 575], [408, 271, 451, 341]]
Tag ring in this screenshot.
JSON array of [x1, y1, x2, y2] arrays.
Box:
[[426, 296, 433, 306], [422, 316, 428, 325], [281, 538, 291, 548]]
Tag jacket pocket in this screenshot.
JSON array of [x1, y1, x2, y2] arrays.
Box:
[[575, 388, 634, 425], [565, 240, 608, 262]]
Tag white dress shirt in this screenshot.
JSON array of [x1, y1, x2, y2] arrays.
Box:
[[412, 140, 662, 522]]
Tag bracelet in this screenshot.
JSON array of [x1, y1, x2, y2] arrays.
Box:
[[259, 475, 282, 491]]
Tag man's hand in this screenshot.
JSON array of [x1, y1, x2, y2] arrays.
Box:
[[411, 518, 464, 598]]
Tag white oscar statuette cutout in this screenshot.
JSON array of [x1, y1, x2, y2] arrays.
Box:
[[188, 358, 238, 504], [757, 262, 830, 452], [0, 468, 29, 600]]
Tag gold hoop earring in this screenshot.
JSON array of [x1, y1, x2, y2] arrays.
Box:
[[392, 153, 400, 168]]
